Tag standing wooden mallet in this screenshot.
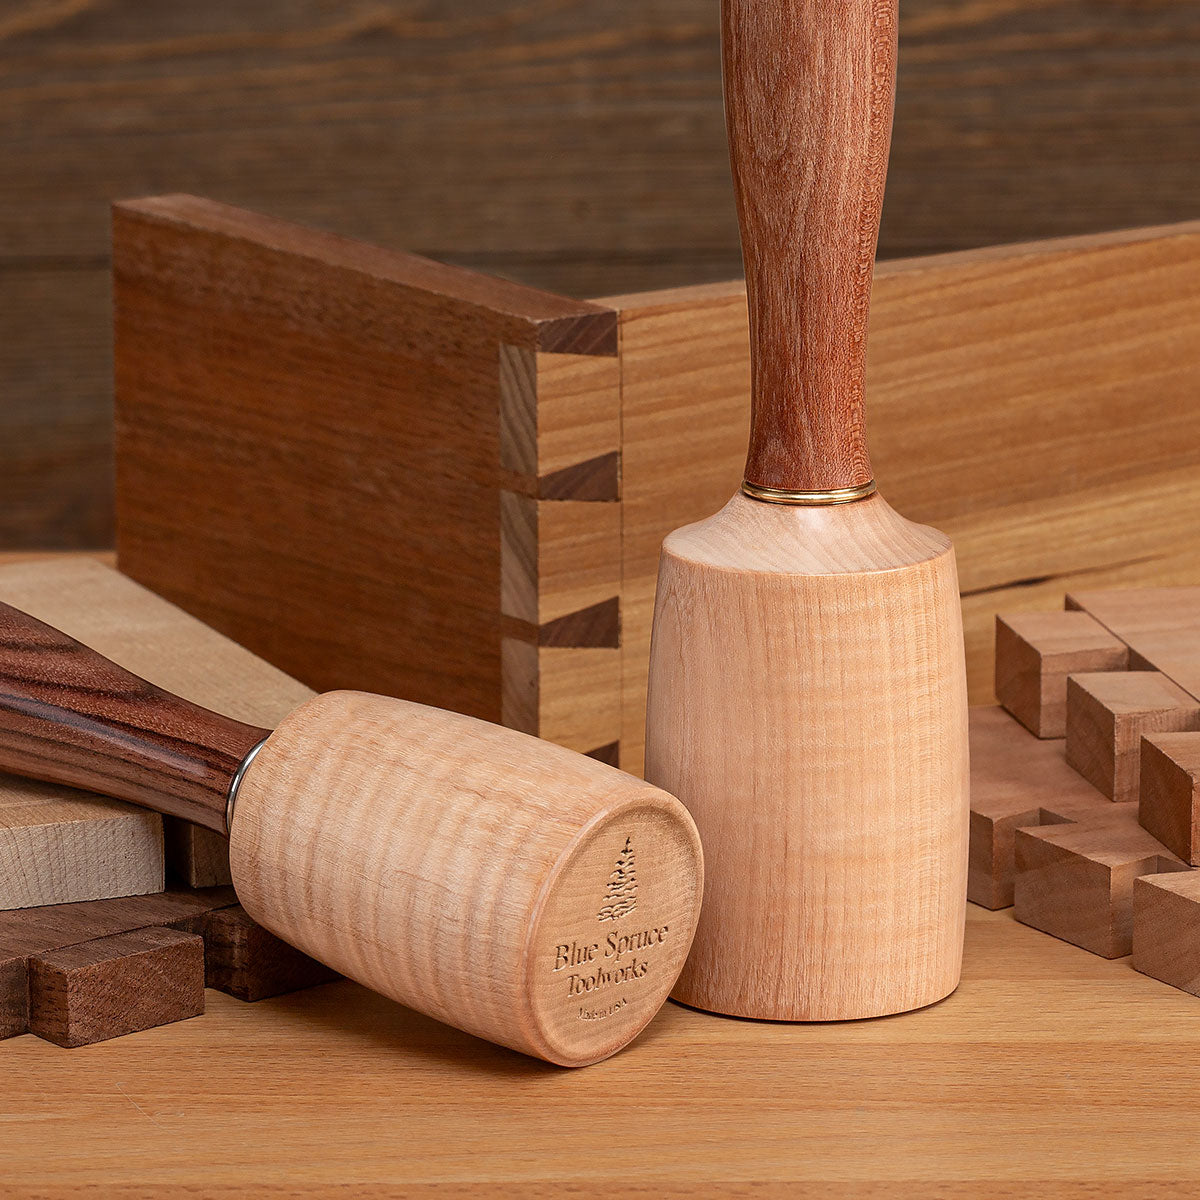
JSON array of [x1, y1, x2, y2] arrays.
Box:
[[0, 603, 703, 1065], [644, 0, 969, 1021]]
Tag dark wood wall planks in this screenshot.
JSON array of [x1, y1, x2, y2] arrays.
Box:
[[4, 0, 1200, 546]]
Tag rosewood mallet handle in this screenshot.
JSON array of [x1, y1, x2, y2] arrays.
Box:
[[726, 0, 896, 495], [0, 602, 265, 833]]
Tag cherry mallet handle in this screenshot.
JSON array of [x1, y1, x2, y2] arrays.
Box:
[[726, 0, 896, 495]]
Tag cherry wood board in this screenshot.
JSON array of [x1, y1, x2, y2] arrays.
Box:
[[8, 0, 1200, 551], [1069, 588, 1200, 702], [6, 901, 1200, 1196], [115, 210, 1200, 773]]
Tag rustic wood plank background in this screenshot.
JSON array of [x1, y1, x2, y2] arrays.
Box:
[[3, 0, 1199, 547]]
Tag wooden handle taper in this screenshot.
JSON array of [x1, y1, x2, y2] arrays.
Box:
[[0, 602, 268, 833], [726, 0, 896, 493]]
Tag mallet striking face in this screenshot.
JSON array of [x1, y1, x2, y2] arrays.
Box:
[[643, 0, 969, 1022], [0, 603, 703, 1066]]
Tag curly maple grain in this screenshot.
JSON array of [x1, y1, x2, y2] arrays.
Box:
[[645, 494, 969, 1020], [727, 0, 895, 492], [230, 691, 703, 1066], [0, 602, 267, 834]]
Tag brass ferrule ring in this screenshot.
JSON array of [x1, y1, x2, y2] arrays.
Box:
[[741, 479, 878, 506]]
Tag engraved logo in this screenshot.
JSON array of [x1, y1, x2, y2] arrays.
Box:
[[597, 836, 637, 922]]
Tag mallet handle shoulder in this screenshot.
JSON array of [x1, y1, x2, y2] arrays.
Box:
[[0, 602, 267, 833]]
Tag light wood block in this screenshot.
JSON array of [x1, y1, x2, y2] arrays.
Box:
[[969, 707, 1112, 910], [1014, 806, 1189, 957], [1139, 731, 1200, 865], [113, 204, 1200, 771], [28, 927, 205, 1048], [163, 816, 233, 888], [0, 776, 163, 911], [202, 905, 338, 1003], [1133, 871, 1200, 996], [1065, 671, 1200, 802], [994, 611, 1128, 738]]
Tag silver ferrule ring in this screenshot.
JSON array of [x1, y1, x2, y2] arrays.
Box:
[[741, 479, 877, 506], [226, 736, 269, 834]]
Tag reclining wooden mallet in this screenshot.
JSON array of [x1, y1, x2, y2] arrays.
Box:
[[0, 602, 703, 1066], [644, 0, 969, 1021]]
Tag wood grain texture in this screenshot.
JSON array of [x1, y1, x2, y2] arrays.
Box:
[[1065, 672, 1200, 804], [114, 196, 618, 736], [11, 901, 1200, 1195], [1069, 588, 1200, 700], [231, 690, 703, 1066], [1133, 870, 1200, 998], [202, 905, 337, 1003], [645, 494, 968, 1019], [163, 816, 233, 888], [613, 221, 1200, 772], [0, 884, 236, 1042], [0, 953, 28, 1040], [28, 927, 205, 1049], [1139, 732, 1200, 866], [0, 887, 238, 962], [0, 775, 162, 911], [0, 553, 312, 918], [0, 557, 314, 728], [115, 215, 1200, 774], [1014, 805, 1190, 958], [995, 611, 1129, 739], [725, 0, 890, 492], [968, 706, 1110, 910], [0, 601, 267, 833], [10, 0, 1200, 550]]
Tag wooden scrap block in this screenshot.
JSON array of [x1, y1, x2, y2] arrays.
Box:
[[163, 816, 232, 888], [28, 927, 205, 1048], [1068, 588, 1200, 699], [1065, 671, 1200, 802], [994, 611, 1128, 738], [202, 905, 338, 1002], [1014, 805, 1189, 957], [1133, 871, 1200, 996], [0, 954, 28, 1039], [1139, 731, 1200, 865], [969, 706, 1112, 909], [0, 775, 164, 910], [0, 886, 236, 1043]]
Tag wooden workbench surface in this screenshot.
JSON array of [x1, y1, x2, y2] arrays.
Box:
[[4, 900, 1198, 1197]]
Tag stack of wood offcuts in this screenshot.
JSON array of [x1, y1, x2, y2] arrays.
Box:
[[976, 587, 1200, 996], [0, 558, 337, 1048]]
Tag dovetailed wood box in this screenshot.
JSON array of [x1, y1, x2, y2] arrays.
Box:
[[114, 197, 1200, 773]]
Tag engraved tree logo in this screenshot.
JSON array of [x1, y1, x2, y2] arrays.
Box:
[[597, 837, 637, 921]]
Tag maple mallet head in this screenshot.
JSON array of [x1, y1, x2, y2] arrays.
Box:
[[643, 0, 969, 1020], [0, 603, 703, 1066]]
